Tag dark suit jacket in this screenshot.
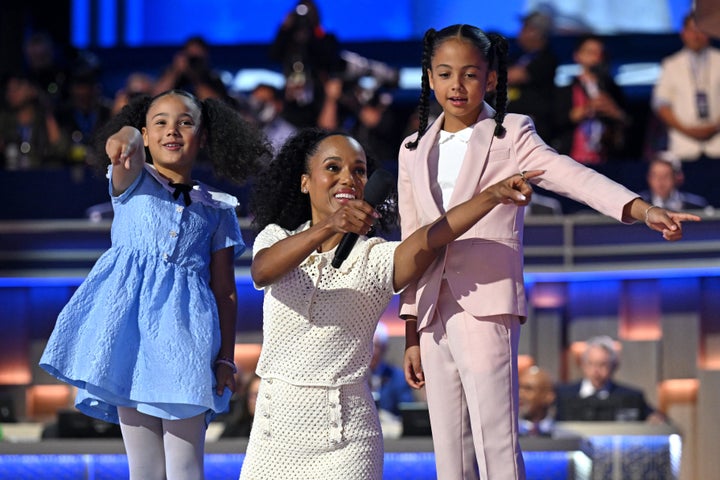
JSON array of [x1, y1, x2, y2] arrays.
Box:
[[639, 190, 709, 210], [554, 381, 654, 421]]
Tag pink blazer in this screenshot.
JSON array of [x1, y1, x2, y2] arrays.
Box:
[[397, 103, 639, 330]]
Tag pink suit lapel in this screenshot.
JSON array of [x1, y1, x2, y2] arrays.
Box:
[[447, 104, 497, 208], [413, 114, 445, 220]]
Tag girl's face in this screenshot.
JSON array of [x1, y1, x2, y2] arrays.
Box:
[[300, 135, 368, 225], [429, 38, 497, 133], [142, 93, 203, 180]]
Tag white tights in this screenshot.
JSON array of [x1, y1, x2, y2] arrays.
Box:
[[118, 406, 207, 480]]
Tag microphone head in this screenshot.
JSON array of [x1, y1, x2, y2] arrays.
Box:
[[363, 169, 395, 207]]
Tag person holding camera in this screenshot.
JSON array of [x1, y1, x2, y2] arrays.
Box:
[[268, 0, 344, 128], [153, 36, 230, 103]]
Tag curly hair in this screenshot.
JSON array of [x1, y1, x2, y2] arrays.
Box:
[[249, 128, 397, 234], [92, 89, 272, 184], [405, 24, 509, 150]]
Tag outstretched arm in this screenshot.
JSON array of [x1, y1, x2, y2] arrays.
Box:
[[251, 199, 378, 287], [392, 170, 543, 292], [105, 126, 145, 195], [621, 198, 701, 242]]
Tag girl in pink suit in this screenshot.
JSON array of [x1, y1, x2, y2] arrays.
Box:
[[398, 24, 701, 480]]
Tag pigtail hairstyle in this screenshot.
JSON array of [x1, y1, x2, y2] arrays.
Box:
[[404, 25, 511, 150], [488, 32, 509, 137], [250, 128, 397, 234], [93, 90, 271, 184], [404, 28, 437, 150]]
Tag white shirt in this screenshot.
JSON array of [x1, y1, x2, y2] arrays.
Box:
[[252, 222, 399, 387], [652, 46, 720, 160], [436, 126, 473, 211]]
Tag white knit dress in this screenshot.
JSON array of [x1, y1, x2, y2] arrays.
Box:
[[239, 222, 399, 480]]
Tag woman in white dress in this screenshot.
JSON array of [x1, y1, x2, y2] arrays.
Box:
[[239, 127, 541, 479]]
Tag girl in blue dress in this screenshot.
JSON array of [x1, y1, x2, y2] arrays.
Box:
[[40, 89, 270, 480]]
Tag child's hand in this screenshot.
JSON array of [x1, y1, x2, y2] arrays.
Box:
[[215, 364, 237, 396], [106, 126, 143, 170], [644, 206, 701, 242], [490, 170, 544, 206], [404, 345, 425, 389]]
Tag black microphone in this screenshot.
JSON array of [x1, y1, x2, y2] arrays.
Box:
[[331, 169, 395, 268]]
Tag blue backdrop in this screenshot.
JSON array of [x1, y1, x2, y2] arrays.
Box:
[[70, 0, 693, 48]]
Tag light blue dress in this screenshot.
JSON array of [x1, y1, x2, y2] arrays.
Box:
[[40, 164, 244, 425]]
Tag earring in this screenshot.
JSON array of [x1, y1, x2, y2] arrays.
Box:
[[302, 188, 308, 193]]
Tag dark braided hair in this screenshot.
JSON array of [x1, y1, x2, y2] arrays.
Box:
[[93, 89, 271, 184], [249, 128, 397, 234], [405, 24, 509, 150]]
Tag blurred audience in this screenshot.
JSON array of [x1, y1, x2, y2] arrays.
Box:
[[552, 35, 630, 165], [153, 35, 230, 102], [0, 71, 68, 169], [2, 9, 717, 210], [55, 54, 113, 167], [348, 88, 403, 165], [22, 31, 70, 107], [370, 322, 415, 418], [507, 10, 559, 142], [523, 0, 673, 35], [316, 76, 403, 165], [518, 366, 556, 436], [651, 12, 720, 208], [652, 13, 720, 163], [111, 72, 156, 115], [555, 335, 665, 423], [269, 0, 344, 128], [248, 83, 297, 153], [640, 152, 710, 210]]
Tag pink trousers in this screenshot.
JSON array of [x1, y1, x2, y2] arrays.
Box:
[[419, 281, 525, 480]]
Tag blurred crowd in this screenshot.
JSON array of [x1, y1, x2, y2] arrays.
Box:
[[1, 2, 718, 211]]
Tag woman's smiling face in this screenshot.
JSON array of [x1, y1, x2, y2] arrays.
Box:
[[300, 134, 368, 224]]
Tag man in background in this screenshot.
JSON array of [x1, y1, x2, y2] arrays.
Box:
[[555, 335, 664, 423]]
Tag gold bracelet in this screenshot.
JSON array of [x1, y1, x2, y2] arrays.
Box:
[[644, 205, 659, 223]]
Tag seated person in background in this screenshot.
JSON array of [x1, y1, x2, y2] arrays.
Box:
[[370, 322, 415, 418], [221, 373, 260, 438], [640, 152, 710, 211], [555, 335, 664, 423], [518, 366, 556, 436]]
